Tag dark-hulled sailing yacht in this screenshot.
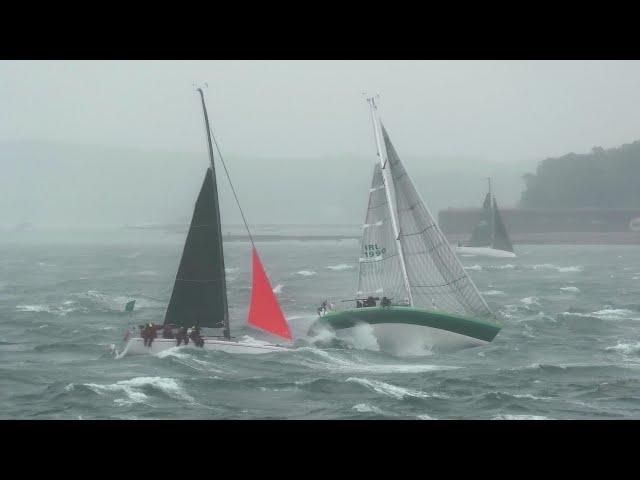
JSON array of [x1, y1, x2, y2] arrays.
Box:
[[117, 88, 292, 357]]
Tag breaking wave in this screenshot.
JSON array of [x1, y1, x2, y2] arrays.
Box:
[[346, 377, 447, 400]]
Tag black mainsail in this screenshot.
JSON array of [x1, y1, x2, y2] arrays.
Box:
[[491, 197, 514, 253], [468, 192, 492, 247], [466, 181, 514, 253], [163, 89, 230, 337]]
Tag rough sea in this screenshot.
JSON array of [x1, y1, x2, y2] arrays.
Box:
[[2, 226, 640, 420]]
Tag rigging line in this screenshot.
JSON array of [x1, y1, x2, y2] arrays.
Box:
[[398, 224, 437, 237], [206, 121, 256, 249], [410, 276, 467, 289]]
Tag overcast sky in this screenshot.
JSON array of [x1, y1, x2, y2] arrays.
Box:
[[2, 60, 640, 227]]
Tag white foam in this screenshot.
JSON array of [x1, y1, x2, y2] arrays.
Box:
[[520, 296, 540, 306], [83, 376, 193, 405], [464, 264, 482, 271], [272, 284, 283, 294], [299, 347, 458, 374], [592, 308, 636, 320], [16, 304, 76, 316], [296, 270, 317, 276], [606, 342, 640, 355], [560, 286, 580, 293], [346, 377, 448, 400], [352, 403, 386, 414], [528, 264, 582, 273], [326, 264, 354, 271], [417, 414, 436, 420], [482, 290, 505, 296], [16, 304, 49, 313], [346, 323, 380, 352], [225, 267, 238, 274], [493, 414, 551, 420]]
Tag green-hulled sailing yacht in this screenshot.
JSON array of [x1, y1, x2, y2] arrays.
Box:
[[308, 97, 502, 354]]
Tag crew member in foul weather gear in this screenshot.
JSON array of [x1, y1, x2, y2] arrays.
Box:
[[147, 323, 158, 347], [189, 326, 204, 348], [176, 327, 189, 346], [381, 296, 391, 308], [317, 300, 328, 316], [356, 300, 363, 308], [162, 325, 175, 339]]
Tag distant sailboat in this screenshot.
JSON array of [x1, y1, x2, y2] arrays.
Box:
[[117, 88, 292, 357], [307, 97, 501, 354], [456, 178, 516, 258]]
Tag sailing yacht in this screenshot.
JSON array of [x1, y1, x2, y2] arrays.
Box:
[[455, 178, 516, 258], [307, 97, 502, 353], [117, 88, 292, 357]]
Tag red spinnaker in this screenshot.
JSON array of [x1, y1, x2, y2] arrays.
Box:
[[247, 247, 292, 341]]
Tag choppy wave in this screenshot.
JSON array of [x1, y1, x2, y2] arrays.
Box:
[[346, 377, 447, 400], [352, 403, 386, 415], [75, 377, 193, 405], [606, 342, 640, 355], [272, 284, 283, 294]]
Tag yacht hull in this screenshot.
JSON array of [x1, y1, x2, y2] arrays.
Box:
[[308, 306, 501, 354], [116, 337, 289, 358]]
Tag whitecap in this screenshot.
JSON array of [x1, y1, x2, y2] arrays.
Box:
[[520, 296, 540, 306], [84, 376, 193, 405], [493, 414, 551, 420], [482, 290, 505, 296], [592, 308, 636, 320], [296, 270, 317, 276], [326, 264, 354, 271], [352, 403, 386, 414], [560, 286, 580, 293], [417, 414, 436, 420], [606, 342, 640, 355], [272, 284, 283, 294], [464, 265, 482, 271], [346, 377, 447, 400]]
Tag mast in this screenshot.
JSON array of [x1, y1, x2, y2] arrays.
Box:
[[366, 96, 413, 306], [487, 176, 495, 248], [197, 88, 230, 339]]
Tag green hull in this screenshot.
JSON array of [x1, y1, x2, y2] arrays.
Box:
[[308, 306, 501, 343]]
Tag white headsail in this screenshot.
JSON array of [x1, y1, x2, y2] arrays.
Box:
[[380, 124, 493, 318]]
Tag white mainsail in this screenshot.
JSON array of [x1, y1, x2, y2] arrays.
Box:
[[380, 124, 493, 318], [356, 163, 411, 303]]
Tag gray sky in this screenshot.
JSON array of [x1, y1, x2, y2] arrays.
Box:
[[2, 60, 640, 227]]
